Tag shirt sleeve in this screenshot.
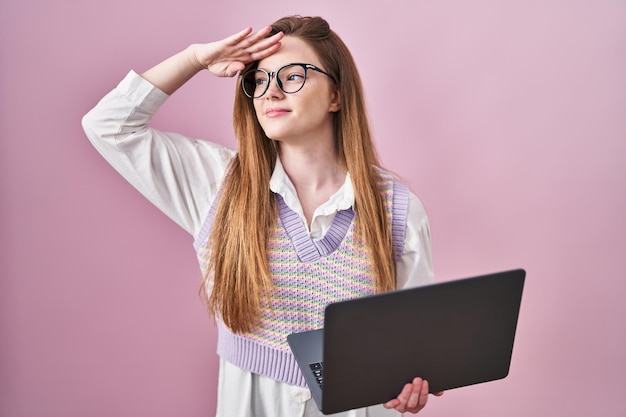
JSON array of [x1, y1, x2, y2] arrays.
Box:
[[396, 192, 435, 289], [81, 70, 236, 236]]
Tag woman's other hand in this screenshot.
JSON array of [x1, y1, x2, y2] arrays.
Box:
[[383, 377, 444, 414]]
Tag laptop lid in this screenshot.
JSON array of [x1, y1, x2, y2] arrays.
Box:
[[288, 268, 526, 415]]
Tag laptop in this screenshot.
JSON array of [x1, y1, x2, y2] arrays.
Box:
[[287, 269, 526, 414]]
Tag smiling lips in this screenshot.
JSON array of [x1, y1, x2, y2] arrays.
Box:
[[265, 108, 291, 117]]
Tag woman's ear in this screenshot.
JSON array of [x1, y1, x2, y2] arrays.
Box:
[[329, 89, 341, 112]]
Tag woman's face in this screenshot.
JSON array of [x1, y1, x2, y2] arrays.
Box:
[[251, 36, 340, 146]]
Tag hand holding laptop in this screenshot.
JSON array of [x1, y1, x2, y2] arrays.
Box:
[[384, 377, 444, 414]]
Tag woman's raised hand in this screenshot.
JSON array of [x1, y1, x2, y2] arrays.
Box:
[[190, 26, 283, 78], [141, 26, 283, 95]]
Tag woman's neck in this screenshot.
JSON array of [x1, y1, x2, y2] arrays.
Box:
[[278, 141, 347, 227]]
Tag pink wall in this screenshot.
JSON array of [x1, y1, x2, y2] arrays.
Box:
[[2, 0, 625, 416]]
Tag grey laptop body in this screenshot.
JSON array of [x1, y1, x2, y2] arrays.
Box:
[[287, 269, 526, 414]]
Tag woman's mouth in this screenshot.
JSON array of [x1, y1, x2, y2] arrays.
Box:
[[265, 108, 290, 117]]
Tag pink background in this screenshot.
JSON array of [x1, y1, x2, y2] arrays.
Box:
[[2, 0, 625, 416]]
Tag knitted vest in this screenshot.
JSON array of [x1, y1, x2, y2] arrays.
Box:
[[193, 169, 409, 387]]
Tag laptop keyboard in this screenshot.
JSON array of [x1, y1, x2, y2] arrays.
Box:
[[309, 362, 324, 387]]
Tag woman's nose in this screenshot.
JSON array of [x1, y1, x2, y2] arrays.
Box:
[[265, 74, 284, 98]]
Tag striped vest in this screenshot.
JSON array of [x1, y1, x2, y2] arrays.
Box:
[[193, 169, 409, 387]]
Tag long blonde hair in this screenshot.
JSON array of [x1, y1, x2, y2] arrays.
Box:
[[204, 16, 396, 333]]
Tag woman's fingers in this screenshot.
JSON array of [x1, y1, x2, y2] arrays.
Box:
[[246, 31, 283, 60], [383, 378, 437, 414], [202, 25, 283, 77], [404, 378, 429, 413], [224, 25, 282, 57]]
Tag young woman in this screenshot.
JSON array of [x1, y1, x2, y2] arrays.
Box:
[[83, 15, 439, 417]]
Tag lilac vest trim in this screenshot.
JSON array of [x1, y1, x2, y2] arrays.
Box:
[[217, 322, 307, 386], [277, 194, 356, 262]]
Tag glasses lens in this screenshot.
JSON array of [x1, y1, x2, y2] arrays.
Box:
[[277, 64, 306, 94], [242, 69, 268, 98]]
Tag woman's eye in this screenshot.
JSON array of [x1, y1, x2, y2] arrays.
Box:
[[287, 73, 304, 81]]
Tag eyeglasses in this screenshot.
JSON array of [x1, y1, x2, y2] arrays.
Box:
[[241, 63, 337, 99]]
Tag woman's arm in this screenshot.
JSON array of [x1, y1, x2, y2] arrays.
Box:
[[384, 192, 442, 413], [81, 26, 283, 235], [396, 192, 435, 289], [81, 71, 235, 235]]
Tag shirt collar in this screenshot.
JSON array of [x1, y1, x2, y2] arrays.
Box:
[[269, 156, 355, 216]]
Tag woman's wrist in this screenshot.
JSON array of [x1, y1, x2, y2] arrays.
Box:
[[185, 44, 207, 72], [141, 47, 204, 95]]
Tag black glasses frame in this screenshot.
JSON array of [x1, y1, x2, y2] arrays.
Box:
[[241, 62, 337, 99]]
